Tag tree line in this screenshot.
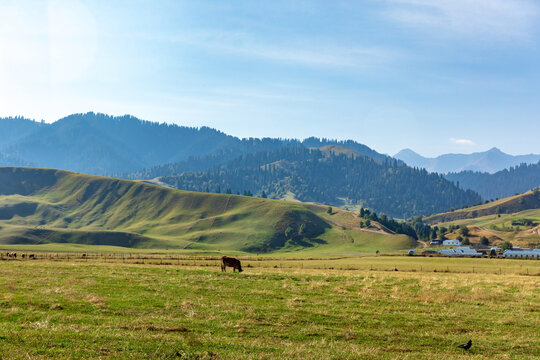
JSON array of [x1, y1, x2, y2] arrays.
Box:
[[161, 146, 481, 219]]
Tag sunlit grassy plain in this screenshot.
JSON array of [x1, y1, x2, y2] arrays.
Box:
[[0, 256, 538, 359]]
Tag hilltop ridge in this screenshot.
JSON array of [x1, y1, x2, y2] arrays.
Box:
[[0, 113, 390, 176], [0, 167, 414, 253]]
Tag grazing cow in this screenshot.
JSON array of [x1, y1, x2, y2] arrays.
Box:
[[29, 254, 35, 259], [21, 254, 26, 259], [221, 256, 243, 272]]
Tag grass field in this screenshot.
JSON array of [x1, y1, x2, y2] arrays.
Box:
[[0, 256, 538, 359]]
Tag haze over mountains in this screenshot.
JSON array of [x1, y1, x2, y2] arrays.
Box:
[[0, 113, 391, 176], [1, 112, 537, 218], [394, 147, 540, 174], [445, 162, 540, 200]]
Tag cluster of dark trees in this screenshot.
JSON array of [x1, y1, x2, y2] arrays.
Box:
[[402, 219, 468, 242], [358, 207, 418, 239], [445, 162, 540, 200], [355, 207, 477, 242], [161, 146, 481, 219]]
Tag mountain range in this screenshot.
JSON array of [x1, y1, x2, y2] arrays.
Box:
[[1, 112, 537, 218], [0, 113, 391, 177], [445, 162, 540, 200], [394, 147, 540, 174], [0, 113, 243, 175], [159, 145, 481, 219]]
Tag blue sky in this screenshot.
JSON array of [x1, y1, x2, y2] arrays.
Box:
[[1, 0, 539, 156]]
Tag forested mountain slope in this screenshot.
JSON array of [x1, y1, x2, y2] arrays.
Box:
[[160, 146, 481, 219], [1, 113, 390, 177], [0, 113, 242, 175], [0, 116, 44, 149], [445, 162, 540, 200]]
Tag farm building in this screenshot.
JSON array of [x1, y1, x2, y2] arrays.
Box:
[[438, 246, 481, 257], [502, 249, 540, 259], [442, 239, 461, 246]]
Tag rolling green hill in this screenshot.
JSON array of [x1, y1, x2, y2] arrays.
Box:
[[425, 190, 540, 248], [425, 189, 540, 224], [0, 167, 414, 254]]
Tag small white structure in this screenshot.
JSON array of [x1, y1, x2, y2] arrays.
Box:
[[438, 246, 481, 257], [502, 249, 540, 259], [443, 239, 462, 246]]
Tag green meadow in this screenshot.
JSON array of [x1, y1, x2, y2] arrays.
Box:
[[0, 167, 414, 255], [0, 256, 539, 359]]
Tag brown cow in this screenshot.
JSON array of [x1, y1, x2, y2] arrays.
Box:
[[221, 256, 243, 272]]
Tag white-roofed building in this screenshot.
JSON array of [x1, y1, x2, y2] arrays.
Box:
[[502, 249, 540, 259], [442, 239, 462, 246], [438, 246, 481, 257]]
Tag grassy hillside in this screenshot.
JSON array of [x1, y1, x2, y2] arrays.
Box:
[[0, 167, 414, 253], [425, 189, 540, 224], [425, 190, 540, 248]]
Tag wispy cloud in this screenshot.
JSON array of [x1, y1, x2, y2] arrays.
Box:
[[166, 29, 398, 70], [449, 137, 476, 146], [380, 0, 540, 41]]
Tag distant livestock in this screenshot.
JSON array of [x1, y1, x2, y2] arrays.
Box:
[[221, 256, 243, 272], [4, 252, 35, 259]]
